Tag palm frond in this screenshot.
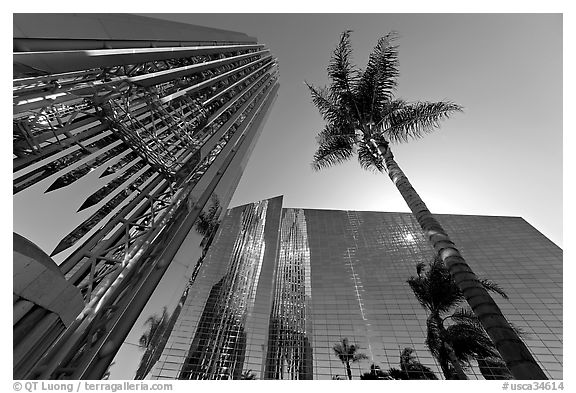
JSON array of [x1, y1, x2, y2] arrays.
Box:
[[356, 142, 384, 172], [427, 257, 463, 313], [194, 211, 211, 237], [448, 308, 482, 326], [139, 307, 169, 349], [312, 125, 355, 171], [315, 125, 356, 146], [357, 32, 400, 122], [332, 338, 368, 364], [194, 195, 221, 237], [479, 278, 509, 299], [407, 276, 432, 310], [327, 30, 361, 121], [328, 30, 359, 94], [143, 315, 158, 327], [353, 353, 369, 362], [207, 194, 221, 217], [446, 322, 499, 360], [332, 338, 349, 356], [306, 82, 353, 128], [478, 357, 513, 380], [408, 256, 463, 314], [205, 198, 221, 232], [383, 101, 463, 144], [425, 317, 444, 359], [376, 99, 406, 127]]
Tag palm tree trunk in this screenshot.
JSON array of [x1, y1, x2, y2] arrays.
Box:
[[346, 361, 352, 380], [373, 141, 547, 380]]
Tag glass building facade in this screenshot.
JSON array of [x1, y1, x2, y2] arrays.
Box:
[[149, 197, 562, 380], [13, 14, 279, 379]]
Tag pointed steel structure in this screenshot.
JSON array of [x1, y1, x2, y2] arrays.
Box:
[[13, 14, 279, 379]]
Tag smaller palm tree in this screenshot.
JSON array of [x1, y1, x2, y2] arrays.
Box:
[[138, 307, 169, 349], [135, 307, 169, 379], [332, 338, 369, 380], [408, 256, 513, 379]]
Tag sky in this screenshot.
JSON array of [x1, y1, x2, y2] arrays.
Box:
[[144, 13, 563, 247]]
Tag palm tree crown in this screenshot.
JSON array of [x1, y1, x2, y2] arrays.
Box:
[[135, 307, 170, 379], [138, 307, 169, 349], [307, 30, 461, 172]]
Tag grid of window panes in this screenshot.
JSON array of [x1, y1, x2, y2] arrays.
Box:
[[439, 214, 562, 379], [300, 209, 562, 380], [265, 209, 313, 379], [150, 196, 283, 379], [149, 199, 562, 380], [300, 209, 428, 379]]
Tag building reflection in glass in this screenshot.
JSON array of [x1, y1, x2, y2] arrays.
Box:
[[265, 209, 313, 379], [179, 199, 269, 379], [151, 197, 562, 380]]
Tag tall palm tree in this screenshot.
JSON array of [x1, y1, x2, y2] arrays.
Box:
[[332, 338, 369, 380], [306, 30, 545, 379], [408, 256, 513, 379]]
